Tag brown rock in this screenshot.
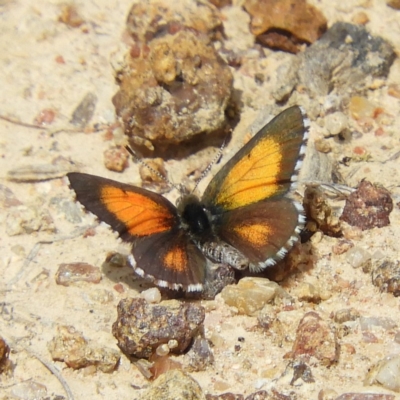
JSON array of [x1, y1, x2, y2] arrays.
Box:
[[332, 239, 354, 255], [206, 394, 243, 400], [244, 0, 327, 53], [112, 298, 205, 358], [126, 0, 222, 43], [289, 311, 339, 366], [0, 337, 11, 374], [340, 180, 393, 230], [139, 369, 206, 400], [55, 262, 102, 286], [103, 146, 129, 172], [303, 186, 342, 237], [139, 157, 168, 191], [112, 31, 233, 151], [48, 325, 120, 373], [334, 308, 360, 324], [387, 0, 400, 10], [58, 3, 85, 28]]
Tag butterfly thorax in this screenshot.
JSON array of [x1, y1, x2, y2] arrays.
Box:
[[177, 194, 249, 270], [178, 194, 211, 236]]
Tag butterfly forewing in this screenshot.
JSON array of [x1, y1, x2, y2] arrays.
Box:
[[67, 173, 178, 241], [202, 106, 307, 211]]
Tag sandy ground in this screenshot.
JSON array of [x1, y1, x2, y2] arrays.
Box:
[[1, 0, 400, 399]]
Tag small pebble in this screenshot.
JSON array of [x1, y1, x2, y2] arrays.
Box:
[[156, 344, 170, 357], [388, 83, 400, 99], [103, 146, 129, 172], [349, 96, 377, 120], [351, 11, 369, 25], [346, 247, 371, 268], [325, 112, 348, 136], [294, 282, 322, 303], [168, 340, 178, 349], [359, 316, 397, 331], [55, 262, 102, 286], [11, 381, 47, 400], [139, 369, 204, 400], [221, 277, 278, 316], [365, 355, 400, 392], [334, 308, 360, 324], [141, 287, 162, 304], [70, 92, 97, 126], [318, 388, 338, 400]]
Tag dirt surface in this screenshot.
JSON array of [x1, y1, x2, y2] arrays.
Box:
[[1, 1, 400, 399]]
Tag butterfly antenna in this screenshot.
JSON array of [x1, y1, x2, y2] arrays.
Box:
[[125, 145, 181, 192], [191, 136, 227, 194]]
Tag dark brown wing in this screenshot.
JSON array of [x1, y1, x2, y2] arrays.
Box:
[[217, 198, 303, 271], [67, 172, 178, 241], [130, 229, 206, 291], [202, 106, 308, 211]]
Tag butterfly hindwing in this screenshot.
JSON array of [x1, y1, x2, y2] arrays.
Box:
[[130, 229, 206, 291], [202, 106, 308, 211], [216, 198, 302, 271]]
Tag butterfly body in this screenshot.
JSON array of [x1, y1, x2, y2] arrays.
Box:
[[68, 106, 309, 292]]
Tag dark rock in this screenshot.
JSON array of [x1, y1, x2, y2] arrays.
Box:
[[274, 22, 396, 99], [371, 260, 400, 296], [340, 180, 393, 230], [112, 298, 205, 358], [186, 337, 214, 371], [289, 361, 315, 385]]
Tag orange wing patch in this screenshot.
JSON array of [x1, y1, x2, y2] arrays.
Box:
[[233, 222, 272, 247], [215, 137, 282, 210], [100, 185, 175, 236], [163, 245, 188, 273]]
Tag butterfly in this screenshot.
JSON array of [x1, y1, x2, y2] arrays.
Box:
[[67, 106, 309, 292]]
